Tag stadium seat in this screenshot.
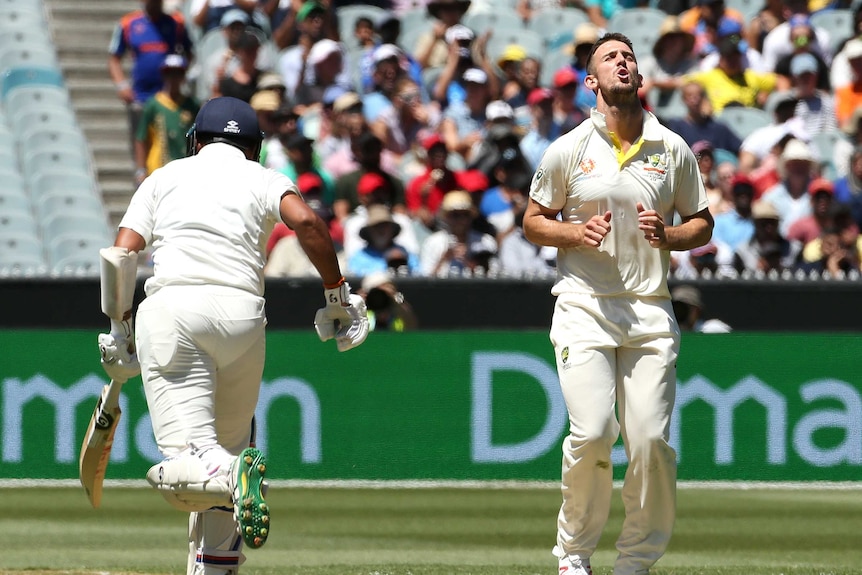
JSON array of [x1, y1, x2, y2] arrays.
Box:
[[10, 106, 78, 138], [723, 0, 762, 23], [0, 208, 38, 236], [18, 126, 87, 155], [717, 106, 772, 140], [0, 233, 44, 265], [0, 189, 31, 213], [37, 191, 105, 222], [545, 31, 575, 54], [4, 85, 70, 117], [487, 29, 545, 62], [0, 150, 18, 172], [527, 8, 588, 40], [810, 129, 848, 180], [399, 7, 434, 41], [462, 11, 525, 35], [648, 87, 688, 122], [28, 169, 96, 202], [0, 46, 58, 71], [0, 168, 26, 195], [22, 148, 90, 180], [810, 9, 855, 55], [42, 213, 112, 250], [1, 66, 63, 97], [539, 50, 574, 87], [47, 233, 110, 273], [607, 8, 667, 56]]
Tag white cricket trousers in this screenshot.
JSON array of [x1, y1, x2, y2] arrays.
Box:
[[136, 285, 267, 575], [549, 292, 680, 575]]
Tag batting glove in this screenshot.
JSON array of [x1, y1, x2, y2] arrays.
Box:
[[98, 332, 141, 383], [314, 281, 369, 352]]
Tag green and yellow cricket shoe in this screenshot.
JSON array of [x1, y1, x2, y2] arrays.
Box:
[[232, 447, 269, 549]]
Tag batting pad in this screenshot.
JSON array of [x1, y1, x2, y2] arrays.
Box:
[[147, 454, 233, 513], [100, 246, 138, 321]]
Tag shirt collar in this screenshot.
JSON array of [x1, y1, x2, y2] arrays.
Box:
[[198, 142, 248, 159], [589, 108, 663, 142]]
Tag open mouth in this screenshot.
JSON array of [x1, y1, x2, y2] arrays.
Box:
[[616, 68, 631, 81]]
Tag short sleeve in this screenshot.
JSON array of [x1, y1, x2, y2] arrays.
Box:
[[119, 177, 157, 244], [264, 169, 299, 222], [672, 139, 709, 218], [529, 138, 573, 212]]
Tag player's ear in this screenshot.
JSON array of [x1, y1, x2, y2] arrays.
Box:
[[584, 74, 597, 93]]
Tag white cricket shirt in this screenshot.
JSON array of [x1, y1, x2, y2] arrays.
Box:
[[120, 143, 298, 298], [530, 110, 708, 299]]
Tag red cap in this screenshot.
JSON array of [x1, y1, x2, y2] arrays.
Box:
[[731, 173, 753, 190], [456, 169, 489, 193], [552, 67, 579, 88], [297, 172, 323, 194], [357, 172, 387, 195], [422, 132, 446, 152], [808, 177, 834, 195], [527, 87, 554, 106]]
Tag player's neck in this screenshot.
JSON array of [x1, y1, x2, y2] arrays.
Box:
[[599, 102, 644, 144]]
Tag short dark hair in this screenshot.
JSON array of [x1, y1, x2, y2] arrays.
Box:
[[585, 32, 635, 76]]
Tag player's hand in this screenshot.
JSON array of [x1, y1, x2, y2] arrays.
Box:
[[637, 202, 666, 248], [314, 282, 369, 352], [98, 332, 140, 383], [581, 211, 612, 248]]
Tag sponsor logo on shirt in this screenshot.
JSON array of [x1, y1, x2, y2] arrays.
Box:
[[579, 158, 596, 174]]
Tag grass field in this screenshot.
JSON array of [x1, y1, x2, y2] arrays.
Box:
[[3, 485, 862, 575]]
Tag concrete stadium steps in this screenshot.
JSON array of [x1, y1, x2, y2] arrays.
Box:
[[44, 0, 138, 229]]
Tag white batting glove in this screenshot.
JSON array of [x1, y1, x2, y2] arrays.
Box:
[[314, 281, 369, 352], [98, 332, 140, 383]]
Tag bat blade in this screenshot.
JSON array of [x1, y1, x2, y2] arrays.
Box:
[[79, 380, 123, 508]]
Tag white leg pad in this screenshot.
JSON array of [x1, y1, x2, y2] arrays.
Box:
[[188, 509, 245, 575], [147, 449, 233, 513], [100, 246, 138, 321]]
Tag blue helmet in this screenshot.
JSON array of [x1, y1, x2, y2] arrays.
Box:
[[186, 96, 264, 160]]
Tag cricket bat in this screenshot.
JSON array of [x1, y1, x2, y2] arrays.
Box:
[[79, 379, 124, 508]]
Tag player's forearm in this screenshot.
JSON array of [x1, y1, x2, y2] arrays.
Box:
[[662, 211, 713, 252], [522, 214, 586, 249]]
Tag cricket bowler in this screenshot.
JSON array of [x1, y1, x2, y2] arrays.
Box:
[[97, 96, 368, 575], [521, 33, 714, 575]]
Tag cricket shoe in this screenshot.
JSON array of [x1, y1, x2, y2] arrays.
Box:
[[232, 447, 269, 549], [559, 555, 592, 575]]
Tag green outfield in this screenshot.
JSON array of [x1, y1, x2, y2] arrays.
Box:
[[3, 485, 861, 575]]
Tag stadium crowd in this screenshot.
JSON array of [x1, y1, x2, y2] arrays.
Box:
[[113, 0, 862, 281]]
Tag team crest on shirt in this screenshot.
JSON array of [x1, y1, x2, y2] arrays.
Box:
[[643, 153, 668, 182], [561, 346, 572, 370], [579, 158, 596, 174]]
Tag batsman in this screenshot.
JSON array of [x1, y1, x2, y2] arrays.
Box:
[[95, 96, 368, 575]]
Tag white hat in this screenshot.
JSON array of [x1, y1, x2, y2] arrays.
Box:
[[780, 138, 816, 163], [462, 67, 488, 84], [307, 39, 341, 67], [372, 43, 402, 64], [845, 38, 862, 61], [485, 100, 514, 121], [444, 24, 475, 44]]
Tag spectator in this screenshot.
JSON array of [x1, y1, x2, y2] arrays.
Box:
[[798, 203, 862, 268], [796, 226, 861, 276], [783, 52, 836, 135], [737, 89, 804, 176], [359, 271, 419, 332], [293, 38, 348, 115], [359, 14, 425, 97], [732, 199, 801, 273], [835, 40, 862, 132], [414, 0, 472, 69], [761, 8, 832, 73], [333, 132, 406, 222], [640, 16, 699, 108], [363, 44, 409, 123], [671, 285, 732, 332], [348, 204, 420, 276], [190, 0, 271, 36], [432, 25, 498, 107], [692, 140, 722, 213], [135, 54, 199, 185], [679, 0, 744, 59], [271, 0, 337, 49], [746, 0, 785, 53], [260, 101, 300, 170], [255, 70, 287, 101], [405, 133, 489, 234], [833, 108, 862, 181], [520, 88, 563, 170], [189, 8, 250, 103], [665, 81, 741, 154], [498, 44, 528, 103], [773, 19, 830, 91], [581, 0, 621, 30], [372, 77, 441, 159], [108, 0, 193, 157], [467, 100, 530, 180], [786, 177, 836, 246], [551, 67, 588, 135], [505, 56, 542, 131], [278, 131, 336, 212], [711, 174, 756, 250], [440, 68, 492, 164], [341, 171, 419, 260], [565, 23, 600, 113], [318, 92, 368, 178], [419, 190, 499, 277], [831, 35, 862, 93], [713, 160, 738, 215], [516, 0, 565, 22], [685, 18, 777, 113], [761, 138, 817, 236], [479, 163, 532, 239], [498, 185, 556, 277], [213, 30, 263, 101], [834, 145, 862, 230], [277, 1, 329, 99]]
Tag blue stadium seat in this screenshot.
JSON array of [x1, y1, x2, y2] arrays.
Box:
[[1, 66, 64, 99], [717, 106, 772, 140], [28, 169, 96, 202], [462, 11, 525, 35], [810, 9, 855, 55], [527, 8, 588, 40], [22, 147, 90, 180], [487, 29, 545, 62], [37, 191, 104, 222], [18, 126, 87, 155], [0, 46, 58, 71], [810, 129, 848, 181], [10, 105, 78, 138], [42, 213, 112, 252], [0, 207, 38, 236], [5, 85, 70, 117], [0, 189, 31, 213], [0, 232, 46, 270], [607, 8, 667, 57], [337, 4, 388, 52], [723, 0, 762, 24]]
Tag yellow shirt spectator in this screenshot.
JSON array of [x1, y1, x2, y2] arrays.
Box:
[[684, 68, 777, 113]]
